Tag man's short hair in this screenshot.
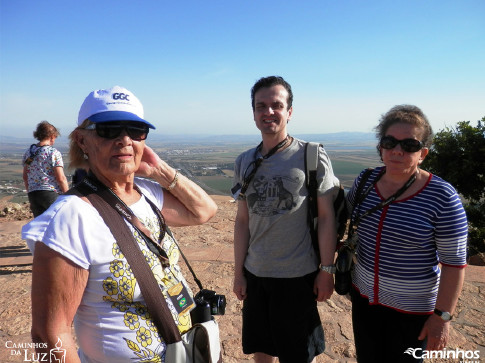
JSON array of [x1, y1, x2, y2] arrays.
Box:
[[251, 76, 293, 111]]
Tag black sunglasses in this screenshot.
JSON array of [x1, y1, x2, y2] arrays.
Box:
[[380, 135, 424, 153], [86, 121, 149, 141]]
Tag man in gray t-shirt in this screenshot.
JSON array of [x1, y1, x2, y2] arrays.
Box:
[[232, 76, 338, 363]]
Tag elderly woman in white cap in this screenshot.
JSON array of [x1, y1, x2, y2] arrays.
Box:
[[22, 86, 218, 362]]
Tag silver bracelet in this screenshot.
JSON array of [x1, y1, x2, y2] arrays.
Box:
[[167, 170, 179, 190]]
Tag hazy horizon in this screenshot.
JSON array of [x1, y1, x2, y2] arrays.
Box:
[[0, 131, 379, 151]]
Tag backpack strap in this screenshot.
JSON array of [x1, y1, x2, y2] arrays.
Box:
[[305, 142, 320, 183], [305, 142, 350, 252], [24, 144, 50, 165], [305, 142, 321, 253], [347, 168, 374, 237]]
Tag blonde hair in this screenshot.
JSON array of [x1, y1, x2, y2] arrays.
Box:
[[69, 119, 91, 169]]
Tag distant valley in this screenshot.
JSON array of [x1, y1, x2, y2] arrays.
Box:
[[0, 132, 381, 203]]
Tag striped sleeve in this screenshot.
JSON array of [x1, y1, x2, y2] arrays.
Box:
[[431, 179, 468, 266]]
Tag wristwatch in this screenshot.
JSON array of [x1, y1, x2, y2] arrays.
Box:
[[319, 264, 336, 274], [434, 308, 453, 321]]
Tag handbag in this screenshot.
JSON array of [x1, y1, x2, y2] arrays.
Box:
[[334, 168, 373, 295], [165, 319, 222, 362], [70, 175, 222, 363], [334, 167, 419, 295]]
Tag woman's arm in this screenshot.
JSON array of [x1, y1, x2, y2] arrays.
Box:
[[23, 165, 29, 191], [53, 166, 69, 193], [136, 145, 217, 226], [31, 242, 89, 363], [418, 265, 465, 350]]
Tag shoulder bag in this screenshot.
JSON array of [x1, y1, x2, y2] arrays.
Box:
[[70, 175, 222, 363]]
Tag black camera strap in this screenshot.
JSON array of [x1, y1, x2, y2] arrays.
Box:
[[350, 167, 418, 234], [78, 172, 170, 266], [235, 135, 290, 198]]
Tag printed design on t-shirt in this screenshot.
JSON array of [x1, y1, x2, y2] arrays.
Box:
[[248, 174, 298, 217], [101, 213, 192, 362]]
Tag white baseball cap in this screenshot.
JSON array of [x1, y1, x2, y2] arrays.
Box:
[[78, 86, 156, 129]]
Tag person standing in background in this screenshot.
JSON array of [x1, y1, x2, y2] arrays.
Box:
[[22, 121, 69, 217]]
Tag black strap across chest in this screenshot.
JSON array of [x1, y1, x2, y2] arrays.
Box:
[[238, 136, 290, 197], [350, 168, 418, 235], [78, 172, 171, 265]]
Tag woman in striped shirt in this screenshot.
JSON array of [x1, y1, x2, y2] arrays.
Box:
[[347, 105, 468, 362]]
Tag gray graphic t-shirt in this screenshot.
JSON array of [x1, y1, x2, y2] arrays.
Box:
[[233, 138, 337, 278]]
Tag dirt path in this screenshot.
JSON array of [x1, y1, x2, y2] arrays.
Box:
[[0, 196, 484, 362]]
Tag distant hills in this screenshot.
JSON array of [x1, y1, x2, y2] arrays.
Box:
[[0, 132, 377, 153], [146, 132, 377, 145]]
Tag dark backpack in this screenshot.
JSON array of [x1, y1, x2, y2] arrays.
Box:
[[305, 142, 348, 253]]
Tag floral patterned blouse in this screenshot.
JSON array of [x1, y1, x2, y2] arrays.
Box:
[[22, 145, 64, 193]]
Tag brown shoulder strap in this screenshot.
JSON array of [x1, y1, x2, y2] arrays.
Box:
[[69, 184, 182, 344]]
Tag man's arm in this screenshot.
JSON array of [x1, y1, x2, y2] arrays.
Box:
[[233, 200, 250, 301], [313, 193, 336, 302]]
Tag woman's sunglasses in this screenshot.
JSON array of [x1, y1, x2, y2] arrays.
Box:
[[85, 121, 149, 141], [379, 135, 424, 153]]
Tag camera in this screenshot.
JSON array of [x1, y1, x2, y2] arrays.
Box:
[[190, 289, 226, 324]]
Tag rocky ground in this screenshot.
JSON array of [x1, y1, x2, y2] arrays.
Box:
[[0, 197, 483, 362]]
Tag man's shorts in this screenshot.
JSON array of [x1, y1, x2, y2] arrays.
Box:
[[242, 269, 325, 363]]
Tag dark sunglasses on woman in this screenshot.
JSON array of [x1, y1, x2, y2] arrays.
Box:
[[380, 135, 424, 153], [86, 121, 149, 141]]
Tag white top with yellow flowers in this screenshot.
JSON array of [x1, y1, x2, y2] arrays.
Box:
[[22, 177, 193, 363]]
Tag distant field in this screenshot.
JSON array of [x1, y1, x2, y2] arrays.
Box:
[[0, 142, 380, 198], [0, 158, 24, 180], [333, 159, 369, 175], [198, 175, 233, 196]]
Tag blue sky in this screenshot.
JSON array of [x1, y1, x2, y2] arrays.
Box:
[[1, 0, 483, 138]]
